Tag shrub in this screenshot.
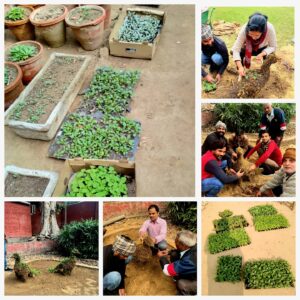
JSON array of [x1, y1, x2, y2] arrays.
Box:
[[253, 214, 289, 231], [208, 228, 251, 254], [244, 259, 295, 289], [9, 44, 38, 62], [215, 255, 242, 282], [214, 103, 295, 133], [248, 204, 277, 217], [213, 215, 248, 233], [218, 209, 233, 218], [166, 202, 197, 232], [57, 219, 98, 259]]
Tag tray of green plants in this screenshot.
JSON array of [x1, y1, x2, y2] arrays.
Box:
[[253, 214, 289, 232], [78, 66, 140, 116], [215, 255, 242, 282], [118, 11, 162, 43], [202, 80, 217, 93], [213, 210, 249, 233], [65, 166, 135, 197], [244, 259, 295, 289], [48, 113, 140, 160], [208, 228, 251, 254], [248, 204, 277, 217]]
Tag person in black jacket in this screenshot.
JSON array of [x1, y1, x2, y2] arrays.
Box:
[[158, 230, 197, 295], [103, 235, 136, 296], [202, 24, 229, 83]]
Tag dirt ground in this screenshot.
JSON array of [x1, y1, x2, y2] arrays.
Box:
[[201, 201, 296, 296], [202, 44, 294, 99], [4, 5, 195, 197], [103, 217, 180, 295], [5, 259, 98, 295]]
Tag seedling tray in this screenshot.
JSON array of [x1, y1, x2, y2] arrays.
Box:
[[4, 52, 91, 140]]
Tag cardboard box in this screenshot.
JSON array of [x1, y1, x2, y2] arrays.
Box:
[[53, 158, 136, 197], [109, 7, 165, 59]]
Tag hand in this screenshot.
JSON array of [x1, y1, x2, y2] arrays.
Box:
[[256, 191, 262, 197], [119, 288, 126, 296], [249, 164, 256, 172], [236, 169, 244, 178], [204, 74, 215, 83], [215, 74, 221, 83], [229, 168, 237, 175], [231, 152, 238, 158], [238, 66, 246, 77], [255, 52, 266, 64], [157, 249, 168, 257]]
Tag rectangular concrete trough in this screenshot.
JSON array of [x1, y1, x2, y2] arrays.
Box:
[[5, 165, 59, 197], [4, 53, 91, 140]]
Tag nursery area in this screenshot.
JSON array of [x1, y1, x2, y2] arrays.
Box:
[[201, 201, 295, 295], [4, 4, 195, 197], [103, 201, 197, 295]]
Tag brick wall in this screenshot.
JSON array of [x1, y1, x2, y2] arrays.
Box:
[[5, 202, 32, 238], [67, 202, 99, 223], [7, 240, 56, 256], [103, 202, 168, 220]]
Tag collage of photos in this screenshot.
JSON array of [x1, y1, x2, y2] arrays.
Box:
[[1, 1, 298, 299]]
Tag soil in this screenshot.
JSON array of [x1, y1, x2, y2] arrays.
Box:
[[202, 45, 294, 99], [5, 5, 195, 197], [103, 217, 179, 295], [5, 65, 17, 87], [202, 201, 296, 296], [5, 259, 98, 295], [9, 56, 85, 124], [67, 7, 104, 26], [32, 6, 65, 21], [5, 173, 50, 197]]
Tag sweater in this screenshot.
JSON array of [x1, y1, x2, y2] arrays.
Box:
[[259, 168, 295, 197], [232, 22, 277, 61], [246, 140, 282, 167], [103, 245, 126, 289], [202, 36, 229, 77]]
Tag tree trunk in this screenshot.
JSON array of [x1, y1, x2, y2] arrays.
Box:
[[38, 202, 60, 239]]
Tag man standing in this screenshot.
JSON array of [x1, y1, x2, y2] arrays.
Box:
[[103, 235, 136, 296], [246, 130, 283, 175], [202, 24, 229, 83], [259, 103, 286, 146], [158, 230, 197, 295], [139, 204, 167, 255], [202, 140, 244, 197]]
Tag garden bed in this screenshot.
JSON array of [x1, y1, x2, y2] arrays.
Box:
[[5, 165, 58, 197], [5, 259, 98, 295], [5, 53, 91, 140]]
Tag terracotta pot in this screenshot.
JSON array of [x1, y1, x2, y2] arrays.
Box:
[[5, 6, 35, 40], [5, 62, 24, 109], [29, 5, 68, 48], [66, 5, 106, 51], [100, 5, 111, 29], [6, 40, 44, 84]]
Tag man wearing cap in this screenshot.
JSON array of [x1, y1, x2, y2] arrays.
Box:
[[157, 230, 197, 295], [103, 235, 136, 296], [257, 147, 295, 197], [139, 204, 167, 255], [202, 24, 229, 83], [259, 103, 286, 146]]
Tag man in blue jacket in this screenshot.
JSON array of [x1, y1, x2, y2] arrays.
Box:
[[157, 230, 197, 295]]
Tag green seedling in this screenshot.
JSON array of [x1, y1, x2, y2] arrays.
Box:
[[202, 80, 217, 92], [9, 44, 38, 62], [5, 7, 25, 21], [215, 255, 242, 282]]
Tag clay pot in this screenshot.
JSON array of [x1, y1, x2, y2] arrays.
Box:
[[29, 5, 68, 48], [6, 40, 44, 84], [100, 5, 111, 29], [5, 62, 24, 109], [5, 6, 35, 40], [65, 5, 106, 51]]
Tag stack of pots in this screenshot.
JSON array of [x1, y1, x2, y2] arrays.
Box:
[[65, 5, 106, 51]]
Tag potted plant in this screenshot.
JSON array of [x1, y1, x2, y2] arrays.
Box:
[[5, 6, 35, 40], [65, 5, 106, 51], [4, 62, 24, 109], [29, 5, 68, 48], [5, 40, 44, 84]]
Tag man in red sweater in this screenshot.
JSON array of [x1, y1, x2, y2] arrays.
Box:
[[246, 131, 282, 175]]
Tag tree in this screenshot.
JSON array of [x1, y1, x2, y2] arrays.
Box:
[[38, 202, 60, 240]]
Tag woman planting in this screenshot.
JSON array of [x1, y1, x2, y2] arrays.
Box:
[[232, 12, 277, 77]]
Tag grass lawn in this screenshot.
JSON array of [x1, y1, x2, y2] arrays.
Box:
[[208, 7, 294, 48]]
